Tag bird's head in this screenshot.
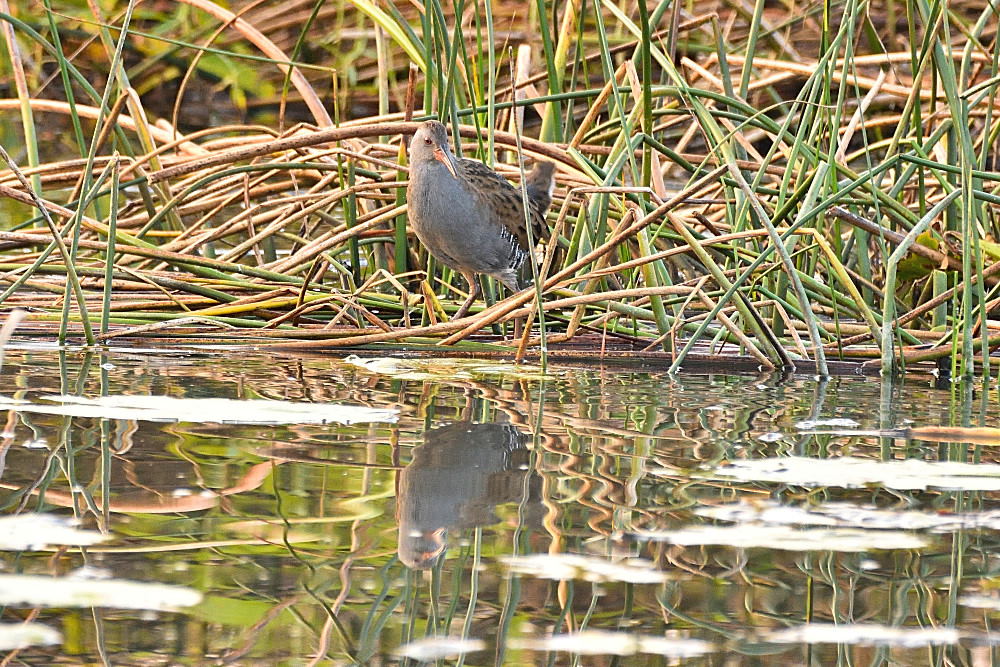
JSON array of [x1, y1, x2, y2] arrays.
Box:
[[410, 120, 460, 180]]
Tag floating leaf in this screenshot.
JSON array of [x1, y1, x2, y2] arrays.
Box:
[[344, 355, 553, 381], [512, 631, 713, 657], [0, 395, 397, 425], [0, 575, 202, 611], [794, 418, 860, 429], [697, 501, 1000, 532], [500, 554, 668, 584], [795, 425, 1000, 446], [344, 355, 419, 374], [631, 525, 927, 551], [396, 637, 485, 660], [765, 623, 960, 647], [698, 456, 1000, 491], [0, 622, 60, 650], [0, 515, 106, 550]]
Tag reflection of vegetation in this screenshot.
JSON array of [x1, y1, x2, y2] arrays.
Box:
[[1, 350, 998, 662], [0, 1, 998, 376]]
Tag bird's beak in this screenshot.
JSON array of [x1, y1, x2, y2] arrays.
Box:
[[433, 148, 460, 180]]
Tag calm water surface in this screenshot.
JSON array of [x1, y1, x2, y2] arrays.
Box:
[[1, 346, 999, 666]]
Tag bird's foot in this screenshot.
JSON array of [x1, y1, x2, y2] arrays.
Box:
[[512, 317, 524, 340]]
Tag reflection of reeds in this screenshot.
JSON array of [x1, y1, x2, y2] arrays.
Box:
[[2, 0, 998, 374], [5, 349, 1000, 660]]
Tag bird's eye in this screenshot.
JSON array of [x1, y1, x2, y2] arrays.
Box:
[[424, 138, 432, 145]]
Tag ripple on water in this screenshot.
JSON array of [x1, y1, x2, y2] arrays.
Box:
[[1, 348, 997, 663]]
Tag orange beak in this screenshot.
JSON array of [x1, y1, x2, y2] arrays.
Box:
[[433, 148, 460, 180]]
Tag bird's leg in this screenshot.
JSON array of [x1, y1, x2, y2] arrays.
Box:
[[451, 270, 479, 320], [503, 275, 527, 341], [512, 314, 523, 341]]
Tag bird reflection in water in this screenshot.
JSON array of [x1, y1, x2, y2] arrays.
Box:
[[396, 421, 539, 569]]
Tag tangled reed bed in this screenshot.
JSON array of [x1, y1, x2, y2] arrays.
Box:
[[2, 0, 1000, 376]]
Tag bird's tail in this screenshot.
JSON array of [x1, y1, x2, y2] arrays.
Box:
[[524, 161, 555, 214], [516, 261, 534, 291]]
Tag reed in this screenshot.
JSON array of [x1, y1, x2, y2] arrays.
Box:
[[0, 0, 997, 375]]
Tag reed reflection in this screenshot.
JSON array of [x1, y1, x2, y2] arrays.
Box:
[[396, 421, 536, 569]]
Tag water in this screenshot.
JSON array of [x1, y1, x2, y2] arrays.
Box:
[[1, 346, 999, 665]]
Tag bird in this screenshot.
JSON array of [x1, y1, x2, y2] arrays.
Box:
[[406, 120, 556, 320]]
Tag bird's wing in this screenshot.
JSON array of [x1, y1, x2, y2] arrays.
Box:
[[458, 159, 551, 249]]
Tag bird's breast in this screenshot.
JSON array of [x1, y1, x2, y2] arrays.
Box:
[[409, 166, 486, 247], [407, 162, 523, 278], [408, 164, 480, 232]]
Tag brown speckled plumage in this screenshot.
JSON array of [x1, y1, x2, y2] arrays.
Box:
[[455, 158, 552, 250], [406, 120, 556, 319]]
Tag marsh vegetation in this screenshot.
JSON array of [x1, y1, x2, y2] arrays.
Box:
[[1, 0, 999, 376]]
